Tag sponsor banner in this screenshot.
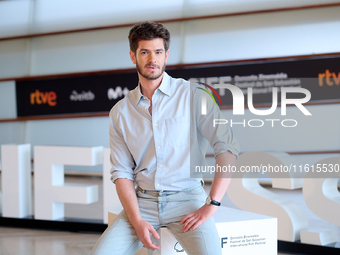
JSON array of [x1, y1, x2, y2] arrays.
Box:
[[16, 56, 340, 117], [169, 56, 340, 106], [16, 71, 136, 117]]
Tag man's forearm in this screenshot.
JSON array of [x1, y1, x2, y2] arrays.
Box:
[[209, 151, 236, 202], [180, 151, 236, 232], [115, 178, 142, 224]]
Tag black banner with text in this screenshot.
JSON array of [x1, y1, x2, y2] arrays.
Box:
[[16, 56, 340, 117]]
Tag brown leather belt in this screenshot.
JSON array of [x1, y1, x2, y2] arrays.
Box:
[[136, 186, 180, 196]]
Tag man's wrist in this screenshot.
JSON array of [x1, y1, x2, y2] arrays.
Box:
[[205, 196, 221, 206], [128, 214, 144, 226]]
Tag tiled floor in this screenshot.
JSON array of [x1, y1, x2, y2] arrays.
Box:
[[0, 226, 304, 255], [0, 226, 99, 255]]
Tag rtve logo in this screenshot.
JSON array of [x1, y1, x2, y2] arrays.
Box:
[[318, 69, 340, 86], [30, 89, 57, 106]]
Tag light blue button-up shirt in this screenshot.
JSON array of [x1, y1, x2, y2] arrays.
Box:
[[109, 72, 240, 190]]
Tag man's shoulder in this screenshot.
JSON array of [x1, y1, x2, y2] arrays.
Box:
[[168, 74, 191, 94], [109, 87, 137, 117], [170, 75, 209, 98], [168, 74, 207, 90], [169, 74, 189, 85]]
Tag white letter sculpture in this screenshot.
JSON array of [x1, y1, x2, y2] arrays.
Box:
[[34, 146, 102, 220], [1, 144, 32, 218], [227, 151, 308, 241]]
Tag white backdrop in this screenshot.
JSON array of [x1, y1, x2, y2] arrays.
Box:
[[0, 0, 340, 173]]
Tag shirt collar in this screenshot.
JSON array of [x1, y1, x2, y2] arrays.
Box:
[[131, 72, 172, 106], [158, 72, 171, 97]]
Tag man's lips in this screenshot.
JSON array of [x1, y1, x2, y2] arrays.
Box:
[[146, 65, 158, 70]]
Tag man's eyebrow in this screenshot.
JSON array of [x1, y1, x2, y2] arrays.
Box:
[[139, 48, 164, 52]]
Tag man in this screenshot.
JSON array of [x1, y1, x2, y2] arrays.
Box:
[[91, 21, 240, 255]]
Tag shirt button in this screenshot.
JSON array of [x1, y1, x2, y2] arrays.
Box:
[[156, 183, 160, 187], [158, 164, 162, 168], [154, 123, 157, 127], [157, 146, 160, 149]]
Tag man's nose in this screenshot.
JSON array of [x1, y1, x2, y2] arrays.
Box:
[[148, 53, 157, 63]]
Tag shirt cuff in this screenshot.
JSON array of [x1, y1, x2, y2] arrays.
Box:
[[214, 142, 240, 159], [110, 169, 134, 184]]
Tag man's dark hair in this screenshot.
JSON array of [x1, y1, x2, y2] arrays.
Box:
[[128, 21, 170, 53]]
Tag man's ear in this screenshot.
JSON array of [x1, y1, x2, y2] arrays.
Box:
[[129, 50, 136, 64], [165, 49, 169, 63]]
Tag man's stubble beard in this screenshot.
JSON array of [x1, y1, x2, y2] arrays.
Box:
[[136, 60, 166, 81]]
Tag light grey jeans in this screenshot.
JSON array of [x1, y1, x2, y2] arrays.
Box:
[[90, 184, 222, 255]]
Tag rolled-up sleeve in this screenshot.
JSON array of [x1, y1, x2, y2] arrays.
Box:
[[195, 86, 240, 158], [109, 108, 135, 183]]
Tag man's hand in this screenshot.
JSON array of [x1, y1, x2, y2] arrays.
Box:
[[180, 204, 218, 232], [131, 218, 161, 250], [115, 179, 161, 250]]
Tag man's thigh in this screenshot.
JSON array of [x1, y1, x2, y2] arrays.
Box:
[[90, 210, 143, 255], [162, 186, 222, 255], [167, 217, 222, 255]]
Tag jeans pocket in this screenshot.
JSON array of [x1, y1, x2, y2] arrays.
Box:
[[183, 185, 206, 196]]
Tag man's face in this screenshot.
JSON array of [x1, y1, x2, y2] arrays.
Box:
[[130, 38, 169, 81]]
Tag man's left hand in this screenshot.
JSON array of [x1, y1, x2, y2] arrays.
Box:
[[180, 204, 218, 232]]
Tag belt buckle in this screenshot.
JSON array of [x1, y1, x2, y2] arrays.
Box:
[[138, 187, 146, 194]]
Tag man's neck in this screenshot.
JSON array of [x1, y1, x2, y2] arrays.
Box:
[[139, 73, 164, 100]]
